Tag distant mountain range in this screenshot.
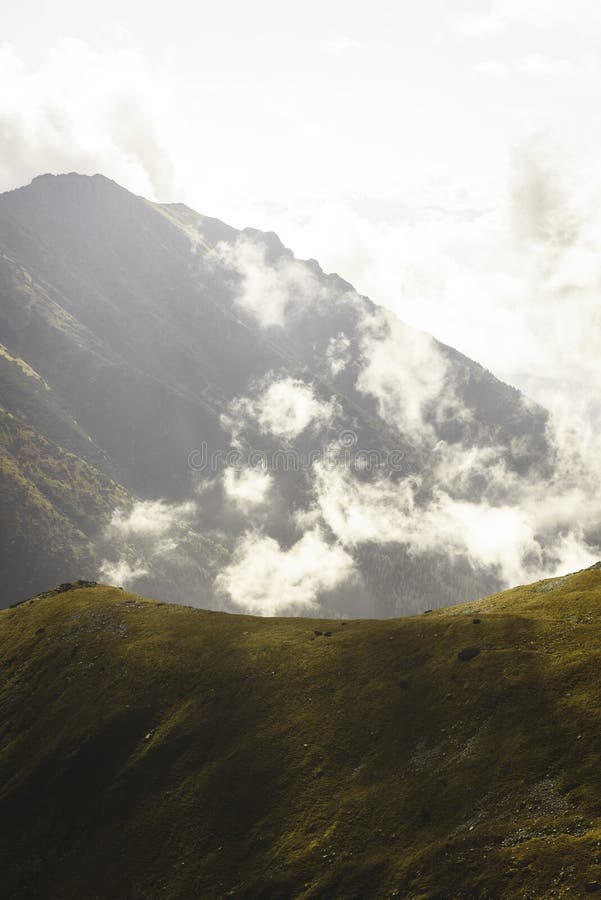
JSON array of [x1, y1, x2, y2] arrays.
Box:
[[0, 174, 554, 613]]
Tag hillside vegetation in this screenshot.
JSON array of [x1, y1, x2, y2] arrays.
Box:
[[2, 568, 601, 898]]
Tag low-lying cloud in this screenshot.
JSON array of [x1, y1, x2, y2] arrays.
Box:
[[306, 433, 600, 589], [214, 234, 357, 329], [214, 237, 317, 327], [326, 333, 352, 376], [355, 307, 461, 441], [215, 528, 357, 616], [99, 499, 197, 589], [225, 376, 339, 442], [99, 557, 149, 588], [222, 466, 273, 511], [107, 499, 195, 538]]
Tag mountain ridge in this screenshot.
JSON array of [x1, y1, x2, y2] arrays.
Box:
[[2, 565, 601, 898]]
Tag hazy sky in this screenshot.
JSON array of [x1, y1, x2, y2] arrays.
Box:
[[2, 1, 601, 417]]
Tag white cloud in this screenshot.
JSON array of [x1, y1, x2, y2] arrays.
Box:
[[107, 500, 195, 538], [326, 332, 351, 376], [0, 37, 178, 199], [269, 134, 601, 463], [322, 37, 361, 55], [470, 60, 509, 78], [517, 54, 571, 76], [213, 235, 352, 329], [99, 558, 148, 587], [98, 499, 197, 591], [456, 1, 601, 42], [457, 13, 506, 38], [222, 466, 273, 511], [355, 307, 460, 440], [305, 412, 601, 590], [215, 237, 291, 327], [226, 376, 338, 441], [312, 462, 418, 548], [548, 531, 600, 577], [215, 528, 357, 615]]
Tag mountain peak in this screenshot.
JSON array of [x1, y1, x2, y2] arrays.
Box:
[[0, 172, 131, 204], [30, 171, 116, 187]]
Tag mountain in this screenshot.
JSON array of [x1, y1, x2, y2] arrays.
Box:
[[0, 173, 554, 614], [2, 567, 601, 898]]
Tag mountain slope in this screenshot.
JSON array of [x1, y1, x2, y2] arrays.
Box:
[[0, 173, 555, 613], [0, 406, 132, 602], [0, 173, 546, 494], [2, 568, 601, 898]]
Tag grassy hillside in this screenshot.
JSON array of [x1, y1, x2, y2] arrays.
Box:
[[2, 569, 601, 898]]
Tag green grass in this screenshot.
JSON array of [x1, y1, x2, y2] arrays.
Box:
[[2, 569, 601, 898]]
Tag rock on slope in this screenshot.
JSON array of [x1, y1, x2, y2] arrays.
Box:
[[1, 567, 601, 898]]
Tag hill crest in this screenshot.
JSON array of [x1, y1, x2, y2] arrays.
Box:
[[2, 566, 601, 897]]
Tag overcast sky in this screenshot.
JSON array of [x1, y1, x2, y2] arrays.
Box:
[[2, 0, 601, 423]]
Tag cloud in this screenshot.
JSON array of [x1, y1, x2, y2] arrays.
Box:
[[99, 558, 148, 587], [355, 306, 461, 441], [0, 37, 178, 199], [517, 54, 571, 77], [456, 1, 601, 42], [213, 234, 357, 329], [108, 500, 195, 538], [470, 60, 510, 78], [105, 97, 176, 198], [214, 528, 357, 616], [326, 332, 351, 376], [225, 376, 338, 442], [470, 53, 576, 83], [98, 499, 197, 592], [269, 135, 601, 449], [222, 466, 273, 511], [501, 136, 601, 449], [214, 237, 292, 327], [456, 13, 506, 38], [322, 37, 361, 55], [307, 454, 599, 589], [311, 462, 418, 548]]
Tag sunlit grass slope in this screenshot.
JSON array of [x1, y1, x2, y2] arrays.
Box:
[[2, 568, 601, 899]]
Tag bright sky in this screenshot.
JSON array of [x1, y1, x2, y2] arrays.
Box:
[[2, 1, 601, 420]]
